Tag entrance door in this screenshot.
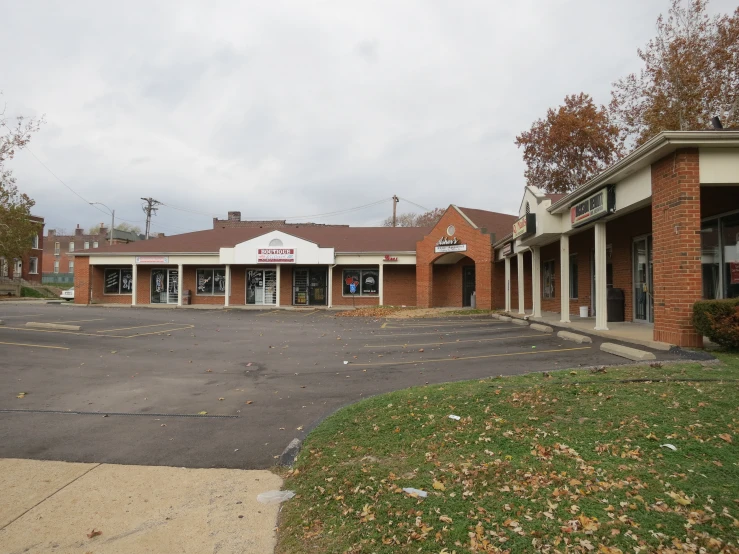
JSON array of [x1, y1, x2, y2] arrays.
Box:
[[293, 268, 327, 306], [462, 266, 476, 307], [633, 236, 654, 322], [151, 268, 179, 304], [246, 269, 277, 305]]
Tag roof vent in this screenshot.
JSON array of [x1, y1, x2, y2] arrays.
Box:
[[525, 202, 530, 215]]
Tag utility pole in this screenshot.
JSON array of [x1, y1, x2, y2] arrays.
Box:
[[392, 195, 399, 227], [141, 197, 162, 240]]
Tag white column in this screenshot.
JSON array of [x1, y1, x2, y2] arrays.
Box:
[[224, 265, 230, 307], [517, 252, 525, 315], [327, 266, 333, 308], [560, 235, 570, 323], [131, 263, 137, 306], [504, 256, 511, 313], [177, 263, 183, 306], [276, 265, 281, 307], [378, 262, 384, 306], [594, 222, 609, 331], [532, 246, 542, 318]]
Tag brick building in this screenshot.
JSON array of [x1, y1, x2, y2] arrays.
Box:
[[213, 211, 348, 229], [72, 130, 739, 348], [0, 215, 45, 283], [43, 224, 140, 276]]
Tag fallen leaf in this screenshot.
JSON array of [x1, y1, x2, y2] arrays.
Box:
[[87, 529, 102, 539], [218, 397, 225, 401], [432, 480, 445, 491], [718, 433, 732, 443], [246, 401, 253, 404], [16, 392, 27, 399], [439, 515, 453, 524], [198, 411, 208, 415]]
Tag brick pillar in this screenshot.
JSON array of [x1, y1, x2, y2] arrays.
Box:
[[73, 256, 91, 305], [475, 262, 492, 310], [416, 261, 433, 308], [651, 148, 703, 347]]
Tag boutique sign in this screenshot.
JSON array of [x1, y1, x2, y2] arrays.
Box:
[[257, 248, 296, 263], [512, 214, 536, 239], [570, 186, 616, 228], [435, 236, 467, 253]]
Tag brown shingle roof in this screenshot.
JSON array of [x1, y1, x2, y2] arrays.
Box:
[[455, 207, 517, 241], [85, 226, 432, 255]]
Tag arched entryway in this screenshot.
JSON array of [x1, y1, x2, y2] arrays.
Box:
[[431, 253, 478, 307]]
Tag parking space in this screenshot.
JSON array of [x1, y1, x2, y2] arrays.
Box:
[[0, 305, 682, 469]]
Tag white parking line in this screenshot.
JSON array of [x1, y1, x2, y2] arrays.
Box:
[[364, 333, 548, 348]]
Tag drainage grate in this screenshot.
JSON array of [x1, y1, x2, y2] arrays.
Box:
[[0, 409, 239, 419]]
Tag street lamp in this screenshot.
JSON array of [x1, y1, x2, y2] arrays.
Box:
[[90, 202, 115, 246]]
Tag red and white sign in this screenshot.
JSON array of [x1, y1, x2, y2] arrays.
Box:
[[135, 256, 169, 264], [257, 248, 296, 263], [731, 262, 739, 285], [383, 255, 398, 262]]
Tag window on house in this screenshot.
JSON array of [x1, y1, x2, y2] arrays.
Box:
[[84, 241, 89, 249], [29, 257, 39, 274], [343, 269, 379, 296], [104, 268, 133, 294], [54, 242, 60, 255], [543, 260, 555, 299], [69, 242, 75, 252], [68, 261, 74, 273], [196, 268, 226, 295], [1, 257, 8, 277], [32, 235, 39, 249], [93, 241, 99, 248], [54, 260, 59, 274], [569, 255, 578, 299]]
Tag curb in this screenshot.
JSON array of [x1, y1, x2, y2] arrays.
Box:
[[601, 342, 656, 361], [556, 330, 592, 344], [279, 438, 302, 466], [511, 319, 529, 326], [530, 323, 553, 333], [26, 322, 82, 331]]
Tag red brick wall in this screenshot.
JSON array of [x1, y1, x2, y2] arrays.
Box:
[[493, 260, 506, 309], [651, 149, 703, 347], [416, 207, 495, 309], [73, 256, 91, 304], [332, 265, 380, 307], [137, 267, 151, 304], [230, 266, 246, 305], [384, 265, 417, 306]]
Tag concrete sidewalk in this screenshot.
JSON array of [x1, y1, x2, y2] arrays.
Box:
[[0, 459, 283, 554]]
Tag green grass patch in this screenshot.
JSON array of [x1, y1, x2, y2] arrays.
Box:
[[20, 286, 45, 298], [277, 353, 739, 553]]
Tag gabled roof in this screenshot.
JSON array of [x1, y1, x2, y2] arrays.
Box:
[[455, 207, 517, 241], [84, 225, 432, 255]]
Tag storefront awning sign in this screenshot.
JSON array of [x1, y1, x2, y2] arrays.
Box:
[[501, 242, 513, 256], [570, 186, 616, 228], [257, 248, 296, 263], [136, 256, 169, 264], [435, 236, 467, 253], [512, 213, 536, 239]]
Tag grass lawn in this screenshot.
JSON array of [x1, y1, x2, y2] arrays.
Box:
[[277, 352, 739, 553]]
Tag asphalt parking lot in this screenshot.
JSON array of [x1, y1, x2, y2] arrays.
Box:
[[0, 303, 682, 469]]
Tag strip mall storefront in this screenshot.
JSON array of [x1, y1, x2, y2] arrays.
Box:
[[74, 131, 738, 347]]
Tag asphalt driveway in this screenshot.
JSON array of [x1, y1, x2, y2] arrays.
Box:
[[0, 303, 681, 469]]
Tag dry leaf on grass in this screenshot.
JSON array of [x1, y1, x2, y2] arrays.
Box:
[[87, 529, 102, 539]]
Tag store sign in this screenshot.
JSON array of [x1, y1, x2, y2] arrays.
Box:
[[731, 262, 739, 285], [435, 236, 467, 253], [570, 186, 616, 228], [257, 248, 296, 263], [501, 242, 513, 257], [383, 255, 398, 262], [512, 213, 536, 239], [135, 256, 169, 264]]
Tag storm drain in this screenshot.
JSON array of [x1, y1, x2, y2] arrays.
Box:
[[0, 409, 238, 419]]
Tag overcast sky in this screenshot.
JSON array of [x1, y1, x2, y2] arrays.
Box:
[[2, 0, 735, 235]]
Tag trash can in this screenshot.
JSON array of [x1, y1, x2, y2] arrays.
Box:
[[471, 291, 476, 309], [183, 289, 192, 305], [579, 306, 589, 318], [607, 288, 624, 322]]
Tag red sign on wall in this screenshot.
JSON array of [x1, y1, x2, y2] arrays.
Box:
[[383, 255, 398, 262], [731, 262, 739, 285], [257, 248, 295, 263]]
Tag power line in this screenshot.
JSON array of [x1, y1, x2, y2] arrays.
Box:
[[398, 196, 430, 212]]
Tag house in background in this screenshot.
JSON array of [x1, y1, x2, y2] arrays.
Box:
[[0, 215, 44, 284], [42, 223, 141, 283]]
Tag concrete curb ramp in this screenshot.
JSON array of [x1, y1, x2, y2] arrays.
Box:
[[530, 323, 553, 333], [497, 316, 512, 322], [556, 330, 593, 344], [601, 342, 656, 361], [25, 322, 82, 331], [511, 319, 529, 326]]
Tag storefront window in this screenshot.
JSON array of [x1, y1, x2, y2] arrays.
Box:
[[701, 220, 721, 299], [543, 260, 555, 299], [722, 214, 739, 299], [343, 269, 379, 296], [196, 268, 226, 295], [569, 255, 578, 299], [104, 268, 133, 294]]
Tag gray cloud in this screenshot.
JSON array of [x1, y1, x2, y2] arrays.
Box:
[[2, 0, 737, 234]]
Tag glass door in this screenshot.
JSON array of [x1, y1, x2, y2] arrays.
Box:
[[293, 269, 308, 305], [633, 236, 653, 322], [246, 269, 277, 305], [462, 266, 476, 307], [151, 268, 178, 304], [308, 269, 327, 305]]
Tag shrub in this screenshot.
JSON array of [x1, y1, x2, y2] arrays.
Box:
[[693, 298, 739, 350], [20, 287, 44, 298]]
